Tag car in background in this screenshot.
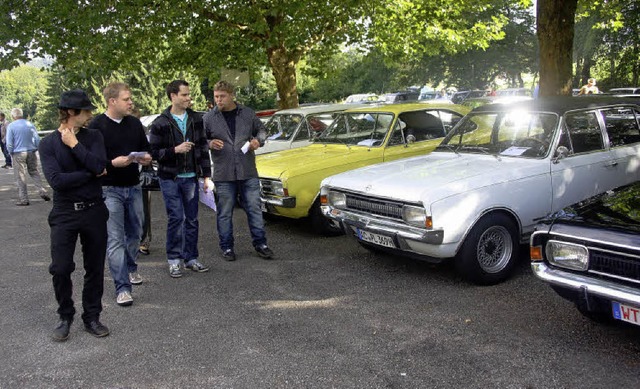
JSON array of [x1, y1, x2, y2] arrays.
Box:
[[259, 103, 368, 155], [495, 88, 532, 97], [320, 96, 640, 285], [450, 90, 489, 104], [381, 91, 420, 103], [344, 94, 380, 103], [256, 108, 279, 124], [530, 181, 640, 326], [609, 87, 640, 95], [461, 95, 533, 110], [257, 102, 470, 234]]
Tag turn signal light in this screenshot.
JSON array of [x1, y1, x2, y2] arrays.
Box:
[[320, 194, 328, 205], [530, 245, 543, 262]]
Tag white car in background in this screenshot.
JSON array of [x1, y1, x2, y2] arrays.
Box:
[[320, 97, 640, 285], [258, 103, 370, 155]]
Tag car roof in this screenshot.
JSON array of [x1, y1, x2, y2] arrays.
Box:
[[471, 96, 640, 115], [271, 103, 369, 115], [342, 102, 467, 114]]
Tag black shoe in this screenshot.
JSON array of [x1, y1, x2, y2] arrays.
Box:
[[15, 201, 29, 206], [84, 320, 110, 338], [40, 194, 51, 201], [222, 249, 236, 261], [52, 319, 72, 342], [1, 164, 8, 169], [255, 244, 274, 259]]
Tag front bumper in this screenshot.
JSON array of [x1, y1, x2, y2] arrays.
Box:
[[531, 262, 640, 306], [324, 206, 445, 250], [261, 194, 296, 209]]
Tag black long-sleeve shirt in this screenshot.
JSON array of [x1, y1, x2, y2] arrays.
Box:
[[39, 128, 107, 203], [89, 114, 150, 187]]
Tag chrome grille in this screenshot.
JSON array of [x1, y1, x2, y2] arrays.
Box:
[[259, 179, 278, 196], [344, 193, 404, 220], [589, 248, 640, 283]]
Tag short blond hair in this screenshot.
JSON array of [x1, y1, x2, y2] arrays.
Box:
[[213, 80, 235, 94], [103, 82, 130, 104]]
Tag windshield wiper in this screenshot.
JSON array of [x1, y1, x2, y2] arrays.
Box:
[[460, 146, 502, 160], [435, 144, 459, 154]]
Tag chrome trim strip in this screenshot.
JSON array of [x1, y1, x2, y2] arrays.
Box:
[[260, 195, 296, 208], [531, 262, 640, 305]]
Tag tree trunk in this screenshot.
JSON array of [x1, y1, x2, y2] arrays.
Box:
[[267, 45, 300, 109], [536, 0, 578, 96]]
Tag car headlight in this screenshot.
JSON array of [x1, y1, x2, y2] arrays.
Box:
[[402, 205, 428, 228], [545, 240, 589, 271], [328, 191, 347, 208]]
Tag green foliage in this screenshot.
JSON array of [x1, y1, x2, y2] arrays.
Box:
[[0, 65, 49, 127]]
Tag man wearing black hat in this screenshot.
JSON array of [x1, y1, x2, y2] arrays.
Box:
[[39, 89, 111, 341]]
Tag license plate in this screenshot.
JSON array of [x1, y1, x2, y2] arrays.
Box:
[[357, 229, 396, 248], [612, 301, 640, 326]]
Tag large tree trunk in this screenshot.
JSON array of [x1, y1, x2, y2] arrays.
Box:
[[537, 0, 578, 97], [267, 45, 300, 109]]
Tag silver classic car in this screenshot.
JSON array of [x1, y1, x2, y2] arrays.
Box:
[[320, 97, 640, 285]]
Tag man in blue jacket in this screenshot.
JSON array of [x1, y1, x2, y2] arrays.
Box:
[[204, 80, 273, 261], [6, 108, 50, 205], [149, 80, 212, 278]]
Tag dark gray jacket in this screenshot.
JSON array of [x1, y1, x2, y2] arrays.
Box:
[[203, 103, 266, 181]]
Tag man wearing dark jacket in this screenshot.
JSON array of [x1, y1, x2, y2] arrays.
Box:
[[204, 80, 273, 261], [149, 80, 212, 278]]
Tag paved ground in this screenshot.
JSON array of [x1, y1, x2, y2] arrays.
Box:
[[1, 154, 639, 389]]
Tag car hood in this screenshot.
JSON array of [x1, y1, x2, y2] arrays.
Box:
[[321, 152, 548, 204], [549, 182, 640, 234], [257, 143, 382, 179]]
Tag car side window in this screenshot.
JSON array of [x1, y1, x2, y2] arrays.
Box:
[[563, 112, 604, 154], [387, 120, 405, 146], [601, 107, 640, 147]]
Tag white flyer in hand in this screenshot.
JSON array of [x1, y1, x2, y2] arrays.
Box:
[[241, 141, 250, 154], [127, 151, 148, 162]]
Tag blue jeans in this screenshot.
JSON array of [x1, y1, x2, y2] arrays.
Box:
[[103, 185, 143, 294], [215, 178, 267, 251], [159, 177, 199, 266]]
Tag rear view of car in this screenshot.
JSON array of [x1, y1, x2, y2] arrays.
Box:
[[530, 182, 640, 325]]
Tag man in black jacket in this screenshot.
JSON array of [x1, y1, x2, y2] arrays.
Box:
[[39, 89, 110, 341], [149, 80, 212, 278]]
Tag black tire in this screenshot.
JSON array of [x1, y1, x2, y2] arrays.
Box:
[[309, 199, 344, 236], [454, 213, 519, 285]]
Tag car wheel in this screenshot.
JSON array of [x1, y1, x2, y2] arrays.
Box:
[[309, 199, 344, 236], [454, 213, 519, 285]]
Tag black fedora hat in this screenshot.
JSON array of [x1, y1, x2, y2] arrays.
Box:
[[58, 89, 97, 110]]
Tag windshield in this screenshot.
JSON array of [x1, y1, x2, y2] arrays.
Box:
[[438, 111, 558, 158], [265, 114, 303, 141], [318, 112, 394, 146]]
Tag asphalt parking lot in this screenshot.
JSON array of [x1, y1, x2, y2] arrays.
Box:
[[1, 155, 639, 388]]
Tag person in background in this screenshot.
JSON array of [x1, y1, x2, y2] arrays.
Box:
[[6, 108, 50, 205], [0, 112, 12, 168], [204, 80, 273, 261], [89, 82, 151, 307], [578, 78, 600, 95], [132, 106, 153, 256], [149, 80, 212, 278], [39, 89, 110, 341]]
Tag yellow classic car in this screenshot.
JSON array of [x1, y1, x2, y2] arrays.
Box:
[[256, 102, 471, 234]]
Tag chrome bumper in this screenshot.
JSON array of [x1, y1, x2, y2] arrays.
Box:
[[323, 206, 444, 245], [531, 262, 640, 306], [261, 195, 296, 208]]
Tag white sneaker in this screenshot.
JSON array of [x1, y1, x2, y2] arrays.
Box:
[[129, 272, 143, 285], [116, 291, 133, 306]]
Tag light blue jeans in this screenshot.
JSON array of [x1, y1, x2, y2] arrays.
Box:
[[103, 185, 143, 295]]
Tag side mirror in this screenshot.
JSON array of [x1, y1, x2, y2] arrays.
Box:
[[552, 146, 569, 163]]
